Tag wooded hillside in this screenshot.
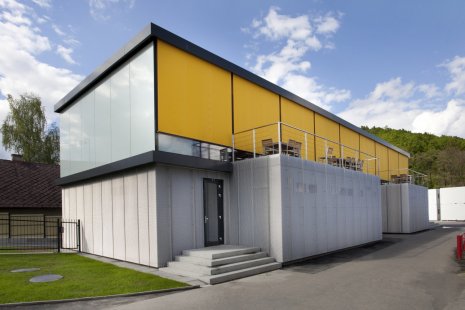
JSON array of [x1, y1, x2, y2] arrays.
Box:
[[362, 126, 465, 188]]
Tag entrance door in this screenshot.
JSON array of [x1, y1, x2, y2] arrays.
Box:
[[203, 179, 224, 247]]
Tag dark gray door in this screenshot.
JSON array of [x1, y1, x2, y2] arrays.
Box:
[[203, 179, 224, 247]]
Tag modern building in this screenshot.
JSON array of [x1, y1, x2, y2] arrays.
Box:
[[56, 23, 427, 283], [429, 187, 465, 221]]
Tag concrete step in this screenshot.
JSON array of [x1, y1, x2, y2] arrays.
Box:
[[200, 262, 281, 285], [168, 257, 275, 275], [175, 252, 267, 267], [159, 266, 204, 280], [182, 245, 260, 259]]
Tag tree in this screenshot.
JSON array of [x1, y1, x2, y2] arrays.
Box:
[[1, 94, 59, 164]]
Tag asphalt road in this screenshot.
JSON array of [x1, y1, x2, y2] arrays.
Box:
[[12, 223, 465, 310]]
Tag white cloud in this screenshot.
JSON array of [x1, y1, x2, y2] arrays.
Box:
[[0, 0, 83, 159], [31, 0, 51, 8], [56, 45, 76, 64], [370, 77, 415, 101], [443, 56, 465, 95], [52, 23, 65, 36], [88, 0, 135, 21], [412, 99, 465, 137], [417, 83, 439, 99], [315, 14, 341, 35], [253, 6, 312, 41], [338, 77, 465, 138], [246, 7, 349, 110]]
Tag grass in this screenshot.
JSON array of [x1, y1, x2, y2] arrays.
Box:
[[0, 253, 187, 304]]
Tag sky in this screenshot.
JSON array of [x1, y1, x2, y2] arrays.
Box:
[[1, 0, 465, 159]]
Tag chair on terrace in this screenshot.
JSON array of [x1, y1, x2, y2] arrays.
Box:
[[287, 139, 302, 157], [262, 139, 276, 155]]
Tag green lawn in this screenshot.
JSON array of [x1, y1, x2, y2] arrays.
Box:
[[0, 253, 187, 304]]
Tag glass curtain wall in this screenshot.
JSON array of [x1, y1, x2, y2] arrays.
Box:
[[60, 43, 155, 177]]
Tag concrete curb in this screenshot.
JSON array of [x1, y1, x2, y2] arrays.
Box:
[[0, 285, 199, 308]]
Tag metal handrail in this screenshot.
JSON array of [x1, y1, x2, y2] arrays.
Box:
[[232, 122, 379, 175]]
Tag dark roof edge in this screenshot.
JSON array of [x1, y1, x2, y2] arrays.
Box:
[[54, 22, 410, 157], [56, 151, 232, 186]]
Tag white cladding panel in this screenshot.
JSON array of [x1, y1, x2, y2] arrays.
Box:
[[154, 165, 230, 267], [382, 183, 429, 233], [439, 187, 465, 220], [137, 172, 150, 266], [124, 173, 140, 264], [112, 177, 126, 260], [232, 155, 382, 263], [62, 167, 159, 267], [101, 179, 114, 257], [83, 184, 93, 253], [428, 189, 439, 221], [92, 183, 103, 256]]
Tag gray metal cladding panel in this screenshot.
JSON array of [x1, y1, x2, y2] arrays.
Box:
[[386, 184, 402, 233], [170, 169, 195, 256], [232, 156, 382, 263]]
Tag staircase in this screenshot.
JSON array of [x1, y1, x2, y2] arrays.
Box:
[[160, 245, 281, 285]]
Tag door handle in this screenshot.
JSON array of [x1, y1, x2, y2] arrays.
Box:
[[204, 216, 208, 223]]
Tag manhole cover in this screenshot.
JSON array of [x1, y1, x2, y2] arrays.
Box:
[[11, 268, 40, 273], [29, 274, 63, 283]]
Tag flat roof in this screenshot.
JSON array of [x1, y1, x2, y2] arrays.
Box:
[[54, 23, 410, 157]]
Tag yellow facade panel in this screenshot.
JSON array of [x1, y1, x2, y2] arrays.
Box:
[[360, 135, 376, 175], [281, 98, 315, 160], [233, 75, 279, 133], [376, 143, 389, 181], [388, 149, 400, 178], [399, 154, 409, 175], [157, 40, 232, 146], [315, 114, 340, 159], [233, 75, 280, 153], [340, 126, 359, 161]]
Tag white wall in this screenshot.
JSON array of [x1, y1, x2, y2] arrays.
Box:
[[62, 167, 158, 266], [428, 189, 439, 221], [232, 155, 382, 263], [439, 187, 465, 220], [154, 165, 230, 267], [381, 184, 429, 233]]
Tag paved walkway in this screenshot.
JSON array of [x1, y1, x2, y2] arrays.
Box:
[[15, 223, 465, 310], [109, 223, 465, 310]]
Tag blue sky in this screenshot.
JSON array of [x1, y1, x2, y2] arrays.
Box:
[[1, 0, 465, 159]]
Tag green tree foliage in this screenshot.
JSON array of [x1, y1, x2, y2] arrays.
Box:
[[1, 94, 59, 164], [362, 126, 465, 188]]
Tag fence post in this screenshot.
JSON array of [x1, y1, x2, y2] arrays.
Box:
[[232, 134, 235, 162], [278, 122, 282, 154], [8, 213, 11, 239], [252, 129, 256, 158], [43, 215, 46, 238], [304, 133, 308, 160], [77, 219, 81, 252], [56, 218, 61, 253], [324, 140, 328, 164], [341, 145, 344, 168]]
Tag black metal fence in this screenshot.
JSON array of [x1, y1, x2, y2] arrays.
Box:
[[0, 215, 80, 252]]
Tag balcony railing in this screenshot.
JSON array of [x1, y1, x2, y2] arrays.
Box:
[[382, 168, 428, 186], [232, 122, 379, 175]]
